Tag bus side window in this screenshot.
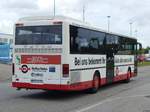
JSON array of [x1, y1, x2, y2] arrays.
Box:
[[70, 26, 79, 53], [71, 36, 79, 53], [89, 38, 99, 49], [78, 37, 88, 51]]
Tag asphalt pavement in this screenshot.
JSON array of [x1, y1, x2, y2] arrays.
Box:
[[0, 65, 150, 112]]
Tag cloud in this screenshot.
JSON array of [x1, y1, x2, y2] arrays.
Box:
[[0, 0, 149, 47], [0, 0, 38, 10]]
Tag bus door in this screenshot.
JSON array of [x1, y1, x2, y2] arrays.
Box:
[[106, 52, 114, 84]]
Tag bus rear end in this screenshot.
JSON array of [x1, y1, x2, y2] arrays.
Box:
[[12, 19, 68, 91]]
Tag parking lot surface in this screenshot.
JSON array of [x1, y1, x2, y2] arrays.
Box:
[[0, 65, 150, 112]]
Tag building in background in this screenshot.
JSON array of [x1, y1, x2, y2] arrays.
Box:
[[0, 33, 13, 63]]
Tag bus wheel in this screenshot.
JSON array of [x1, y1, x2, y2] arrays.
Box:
[[88, 75, 100, 93]]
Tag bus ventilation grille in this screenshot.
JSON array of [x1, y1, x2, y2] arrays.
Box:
[[15, 48, 62, 53]]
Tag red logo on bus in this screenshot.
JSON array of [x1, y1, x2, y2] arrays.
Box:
[[19, 65, 30, 73]]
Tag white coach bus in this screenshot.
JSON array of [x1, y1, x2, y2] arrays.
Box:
[[12, 16, 141, 93]]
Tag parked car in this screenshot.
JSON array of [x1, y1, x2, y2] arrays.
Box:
[[145, 57, 150, 62]]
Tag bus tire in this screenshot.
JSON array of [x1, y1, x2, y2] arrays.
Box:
[[88, 74, 100, 93]]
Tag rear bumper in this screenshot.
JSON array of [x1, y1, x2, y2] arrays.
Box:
[[12, 81, 93, 91]]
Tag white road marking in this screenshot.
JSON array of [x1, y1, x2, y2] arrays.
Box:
[[74, 94, 150, 112]]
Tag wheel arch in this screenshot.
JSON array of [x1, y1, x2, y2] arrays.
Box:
[[128, 66, 132, 73]]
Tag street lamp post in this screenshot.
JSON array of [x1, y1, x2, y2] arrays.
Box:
[[135, 30, 138, 38], [83, 5, 85, 22], [107, 16, 111, 32], [54, 0, 56, 17], [129, 22, 133, 36]]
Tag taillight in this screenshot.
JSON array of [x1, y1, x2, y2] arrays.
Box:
[[62, 64, 69, 77], [53, 21, 62, 25], [12, 63, 15, 75], [16, 23, 24, 27]]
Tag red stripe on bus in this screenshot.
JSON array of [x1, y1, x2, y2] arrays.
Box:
[[12, 78, 107, 91], [12, 73, 135, 91], [114, 72, 135, 82], [21, 55, 61, 64], [100, 78, 106, 86]]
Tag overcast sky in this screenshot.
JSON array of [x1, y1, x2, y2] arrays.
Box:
[[0, 0, 149, 47]]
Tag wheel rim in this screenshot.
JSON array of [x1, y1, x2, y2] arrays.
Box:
[[93, 75, 99, 89]]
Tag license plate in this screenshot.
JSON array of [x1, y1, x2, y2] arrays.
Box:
[[31, 73, 43, 77], [31, 79, 43, 83]]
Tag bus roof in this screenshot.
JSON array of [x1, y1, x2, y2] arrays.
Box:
[[18, 15, 136, 40]]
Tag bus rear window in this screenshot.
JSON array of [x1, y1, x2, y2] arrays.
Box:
[[15, 25, 62, 45]]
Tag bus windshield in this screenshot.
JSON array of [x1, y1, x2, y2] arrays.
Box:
[[15, 25, 62, 45]]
